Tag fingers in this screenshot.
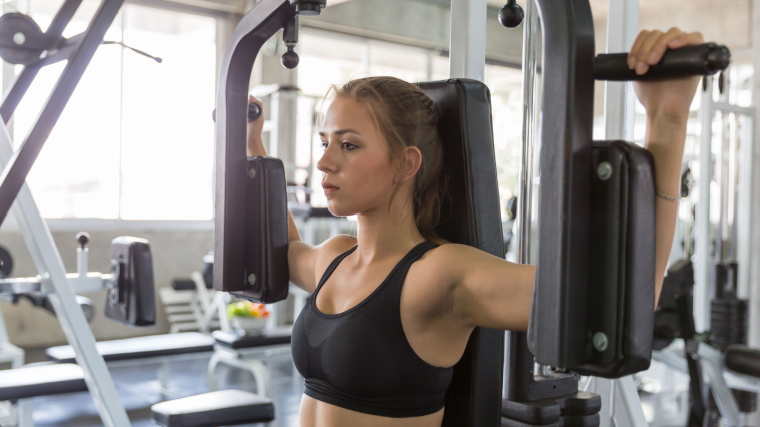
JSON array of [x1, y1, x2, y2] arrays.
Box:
[[628, 28, 704, 75], [249, 94, 263, 109], [666, 31, 704, 50]]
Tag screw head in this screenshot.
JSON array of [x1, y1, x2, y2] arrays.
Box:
[[592, 332, 608, 351], [13, 32, 26, 45], [247, 273, 256, 285], [597, 162, 613, 181]]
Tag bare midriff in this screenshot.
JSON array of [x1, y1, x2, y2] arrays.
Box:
[[299, 394, 445, 427]]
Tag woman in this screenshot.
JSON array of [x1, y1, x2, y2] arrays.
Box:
[[247, 29, 704, 427]]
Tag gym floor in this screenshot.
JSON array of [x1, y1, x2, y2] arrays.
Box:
[[22, 348, 303, 427], [16, 348, 693, 427]]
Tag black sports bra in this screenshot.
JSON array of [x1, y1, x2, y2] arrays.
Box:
[[291, 242, 454, 418]]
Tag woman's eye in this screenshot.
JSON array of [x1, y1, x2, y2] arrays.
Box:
[[341, 141, 356, 151], [320, 141, 328, 151]]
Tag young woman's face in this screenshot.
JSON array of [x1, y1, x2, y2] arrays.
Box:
[[317, 97, 398, 217]]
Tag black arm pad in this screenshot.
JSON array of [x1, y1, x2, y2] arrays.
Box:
[[529, 140, 656, 378], [228, 156, 289, 303]]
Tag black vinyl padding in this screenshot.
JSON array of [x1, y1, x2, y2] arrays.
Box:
[[213, 326, 291, 349], [725, 345, 760, 379], [0, 363, 87, 400], [46, 332, 215, 363], [416, 79, 504, 426], [172, 279, 197, 291], [151, 389, 274, 427]]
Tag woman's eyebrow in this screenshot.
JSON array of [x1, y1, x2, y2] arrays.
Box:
[[318, 128, 362, 137]]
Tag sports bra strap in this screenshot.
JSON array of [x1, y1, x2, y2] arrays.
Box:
[[314, 245, 358, 293]]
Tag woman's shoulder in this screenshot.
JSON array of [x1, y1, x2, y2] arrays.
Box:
[[418, 243, 476, 275], [421, 242, 501, 279], [315, 234, 357, 263]]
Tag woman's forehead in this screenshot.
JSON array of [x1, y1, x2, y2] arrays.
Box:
[[321, 97, 377, 134]]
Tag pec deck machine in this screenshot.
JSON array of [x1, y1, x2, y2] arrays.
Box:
[[213, 1, 729, 426], [0, 0, 731, 426]]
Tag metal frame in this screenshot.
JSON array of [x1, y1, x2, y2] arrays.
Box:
[[653, 344, 758, 427], [0, 1, 130, 425], [0, 0, 125, 225], [694, 78, 755, 331], [449, 0, 487, 81], [527, 0, 596, 368], [0, 121, 129, 427]]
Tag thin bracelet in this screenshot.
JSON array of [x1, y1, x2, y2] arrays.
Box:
[[656, 189, 680, 202]]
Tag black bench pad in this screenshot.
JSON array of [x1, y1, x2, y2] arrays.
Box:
[[0, 364, 87, 400], [46, 332, 215, 363], [152, 389, 274, 427], [212, 326, 291, 350], [726, 345, 760, 378]]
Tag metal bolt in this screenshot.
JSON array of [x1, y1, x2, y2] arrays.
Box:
[[248, 168, 256, 179], [592, 332, 608, 351], [597, 162, 612, 181], [247, 273, 256, 285], [13, 32, 26, 45]]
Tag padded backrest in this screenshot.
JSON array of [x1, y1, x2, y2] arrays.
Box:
[[417, 79, 504, 427]]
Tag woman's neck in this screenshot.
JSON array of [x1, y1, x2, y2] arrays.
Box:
[[353, 205, 424, 264]]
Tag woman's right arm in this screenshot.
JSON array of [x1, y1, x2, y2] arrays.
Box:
[[245, 95, 324, 294]]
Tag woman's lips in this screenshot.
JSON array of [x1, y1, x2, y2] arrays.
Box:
[[322, 183, 339, 195]]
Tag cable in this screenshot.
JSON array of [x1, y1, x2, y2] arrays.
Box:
[[102, 40, 162, 63]]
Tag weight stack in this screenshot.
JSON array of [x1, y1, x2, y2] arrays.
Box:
[[710, 297, 748, 352]]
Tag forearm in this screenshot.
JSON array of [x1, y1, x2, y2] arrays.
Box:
[[645, 114, 687, 306]]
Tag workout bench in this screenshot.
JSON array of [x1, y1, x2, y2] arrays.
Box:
[[0, 363, 88, 427], [46, 332, 216, 394]]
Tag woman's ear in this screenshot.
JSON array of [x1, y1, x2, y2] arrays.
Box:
[[400, 146, 422, 183]]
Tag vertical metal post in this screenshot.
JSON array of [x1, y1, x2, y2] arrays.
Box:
[[0, 123, 130, 427], [749, 13, 760, 427], [751, 0, 760, 352], [603, 0, 637, 141], [506, 0, 538, 398], [448, 0, 487, 81], [516, 0, 538, 267], [737, 109, 754, 302], [695, 80, 712, 332]]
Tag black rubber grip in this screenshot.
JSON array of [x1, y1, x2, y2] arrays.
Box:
[[212, 102, 262, 122], [594, 43, 730, 81]]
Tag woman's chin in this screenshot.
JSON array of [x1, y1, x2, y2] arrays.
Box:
[[325, 204, 352, 218]]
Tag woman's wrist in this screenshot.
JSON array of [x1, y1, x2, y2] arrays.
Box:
[[247, 137, 267, 157]]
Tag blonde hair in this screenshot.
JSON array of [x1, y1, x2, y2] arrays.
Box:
[[330, 76, 446, 245]]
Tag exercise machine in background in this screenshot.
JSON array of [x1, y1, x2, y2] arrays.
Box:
[[0, 0, 153, 425]]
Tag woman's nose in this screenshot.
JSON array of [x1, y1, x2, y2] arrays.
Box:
[[316, 143, 336, 173]]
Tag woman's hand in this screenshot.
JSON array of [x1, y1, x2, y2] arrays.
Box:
[[630, 28, 704, 125], [247, 94, 266, 157]]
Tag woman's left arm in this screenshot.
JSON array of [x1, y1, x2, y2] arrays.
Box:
[[443, 29, 707, 333], [629, 28, 704, 305]]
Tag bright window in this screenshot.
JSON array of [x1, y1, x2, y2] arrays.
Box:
[[4, 0, 216, 220]]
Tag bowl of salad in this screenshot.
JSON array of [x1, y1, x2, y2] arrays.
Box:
[[226, 301, 270, 335]]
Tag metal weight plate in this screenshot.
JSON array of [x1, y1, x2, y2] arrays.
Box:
[[0, 245, 13, 278], [0, 13, 46, 65]]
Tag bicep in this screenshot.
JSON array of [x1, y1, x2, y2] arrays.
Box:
[[447, 245, 535, 331], [288, 241, 319, 293]]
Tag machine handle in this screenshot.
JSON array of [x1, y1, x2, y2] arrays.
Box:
[[594, 43, 730, 81], [212, 101, 262, 122]]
